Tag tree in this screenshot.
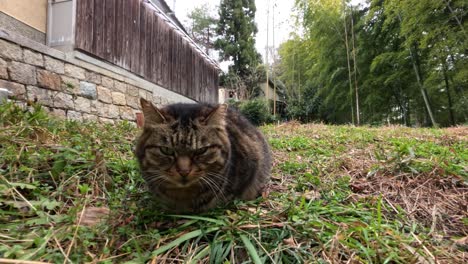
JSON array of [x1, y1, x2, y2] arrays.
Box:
[[185, 4, 218, 56], [215, 0, 260, 78], [277, 0, 466, 127]]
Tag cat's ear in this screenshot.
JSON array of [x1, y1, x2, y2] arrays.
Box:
[[205, 104, 228, 126], [140, 98, 166, 125]]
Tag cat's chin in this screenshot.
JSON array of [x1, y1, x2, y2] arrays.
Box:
[[165, 178, 201, 188]]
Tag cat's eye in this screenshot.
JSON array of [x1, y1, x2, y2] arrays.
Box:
[[159, 147, 175, 156], [194, 147, 209, 155]]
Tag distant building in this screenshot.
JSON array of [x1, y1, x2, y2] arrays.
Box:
[[218, 87, 239, 104]]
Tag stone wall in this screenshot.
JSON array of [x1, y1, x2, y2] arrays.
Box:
[[0, 30, 194, 124]]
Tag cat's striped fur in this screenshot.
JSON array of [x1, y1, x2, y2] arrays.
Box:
[[135, 98, 271, 213]]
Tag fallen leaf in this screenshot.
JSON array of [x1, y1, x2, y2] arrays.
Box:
[[303, 190, 321, 201], [77, 207, 110, 227], [283, 236, 298, 247]]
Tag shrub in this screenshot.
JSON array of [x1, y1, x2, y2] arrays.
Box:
[[239, 99, 273, 126]]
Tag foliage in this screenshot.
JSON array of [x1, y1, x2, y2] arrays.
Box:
[[278, 0, 467, 127], [215, 0, 261, 78], [239, 99, 273, 126], [220, 64, 267, 100], [1, 103, 467, 263], [185, 4, 218, 55]]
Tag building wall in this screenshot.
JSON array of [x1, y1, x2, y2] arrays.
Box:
[[0, 30, 194, 124], [0, 0, 47, 32], [75, 0, 219, 103], [260, 82, 281, 101]]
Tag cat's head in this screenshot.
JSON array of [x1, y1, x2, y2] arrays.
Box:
[[136, 98, 230, 188]]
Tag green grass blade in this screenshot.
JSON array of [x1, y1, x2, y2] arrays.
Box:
[[187, 245, 211, 264], [239, 234, 262, 264], [169, 214, 227, 225], [152, 227, 219, 257]]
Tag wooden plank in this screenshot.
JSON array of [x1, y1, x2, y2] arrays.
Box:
[[121, 0, 132, 70], [181, 42, 187, 97], [139, 3, 147, 77], [155, 16, 163, 85], [129, 0, 141, 74], [76, 0, 93, 51], [92, 0, 104, 58], [164, 23, 170, 89], [151, 15, 161, 83], [144, 6, 153, 82], [175, 34, 181, 93], [113, 0, 123, 65], [85, 0, 94, 53], [74, 0, 85, 50], [104, 0, 115, 61]]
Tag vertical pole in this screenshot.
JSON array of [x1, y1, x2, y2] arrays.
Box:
[[265, 0, 270, 111], [273, 0, 276, 117]]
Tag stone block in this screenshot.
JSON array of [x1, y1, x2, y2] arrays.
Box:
[[112, 92, 126, 105], [85, 71, 101, 84], [65, 64, 86, 80], [99, 117, 115, 124], [91, 100, 102, 115], [8, 61, 36, 85], [44, 56, 65, 74], [67, 110, 82, 121], [74, 96, 92, 113], [0, 79, 26, 99], [27, 86, 52, 106], [61, 76, 80, 94], [0, 39, 22, 61], [114, 81, 126, 93], [126, 95, 139, 109], [120, 105, 136, 121], [37, 69, 61, 90], [79, 81, 97, 99], [127, 84, 139, 97], [49, 108, 66, 119], [53, 92, 74, 109], [108, 104, 120, 118], [0, 58, 9, 79], [83, 114, 98, 122], [97, 86, 112, 103], [101, 76, 114, 88], [24, 49, 44, 67], [96, 102, 109, 117]]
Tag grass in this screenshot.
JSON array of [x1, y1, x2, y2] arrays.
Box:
[[0, 103, 467, 263]]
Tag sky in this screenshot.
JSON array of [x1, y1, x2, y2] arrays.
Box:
[[172, 0, 294, 68], [172, 0, 366, 70]]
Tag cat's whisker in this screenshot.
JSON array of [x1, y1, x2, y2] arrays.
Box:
[[206, 172, 232, 185], [199, 177, 221, 203], [145, 174, 167, 186], [201, 175, 227, 202]]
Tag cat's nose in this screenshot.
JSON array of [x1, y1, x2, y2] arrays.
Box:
[[177, 169, 190, 177]]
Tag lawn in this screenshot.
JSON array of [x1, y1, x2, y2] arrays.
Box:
[[1, 103, 467, 263]]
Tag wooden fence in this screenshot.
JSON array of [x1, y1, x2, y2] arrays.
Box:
[[75, 0, 219, 103]]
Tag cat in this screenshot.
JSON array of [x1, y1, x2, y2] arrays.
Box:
[[135, 98, 271, 213]]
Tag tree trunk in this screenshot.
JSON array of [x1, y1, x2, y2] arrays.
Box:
[[350, 5, 360, 125], [409, 44, 438, 127], [442, 61, 455, 126], [342, 0, 355, 125], [396, 13, 437, 127]]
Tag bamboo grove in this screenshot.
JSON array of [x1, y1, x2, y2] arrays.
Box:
[[277, 0, 467, 127]]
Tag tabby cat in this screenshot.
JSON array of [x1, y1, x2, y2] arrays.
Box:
[[135, 98, 271, 213]]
